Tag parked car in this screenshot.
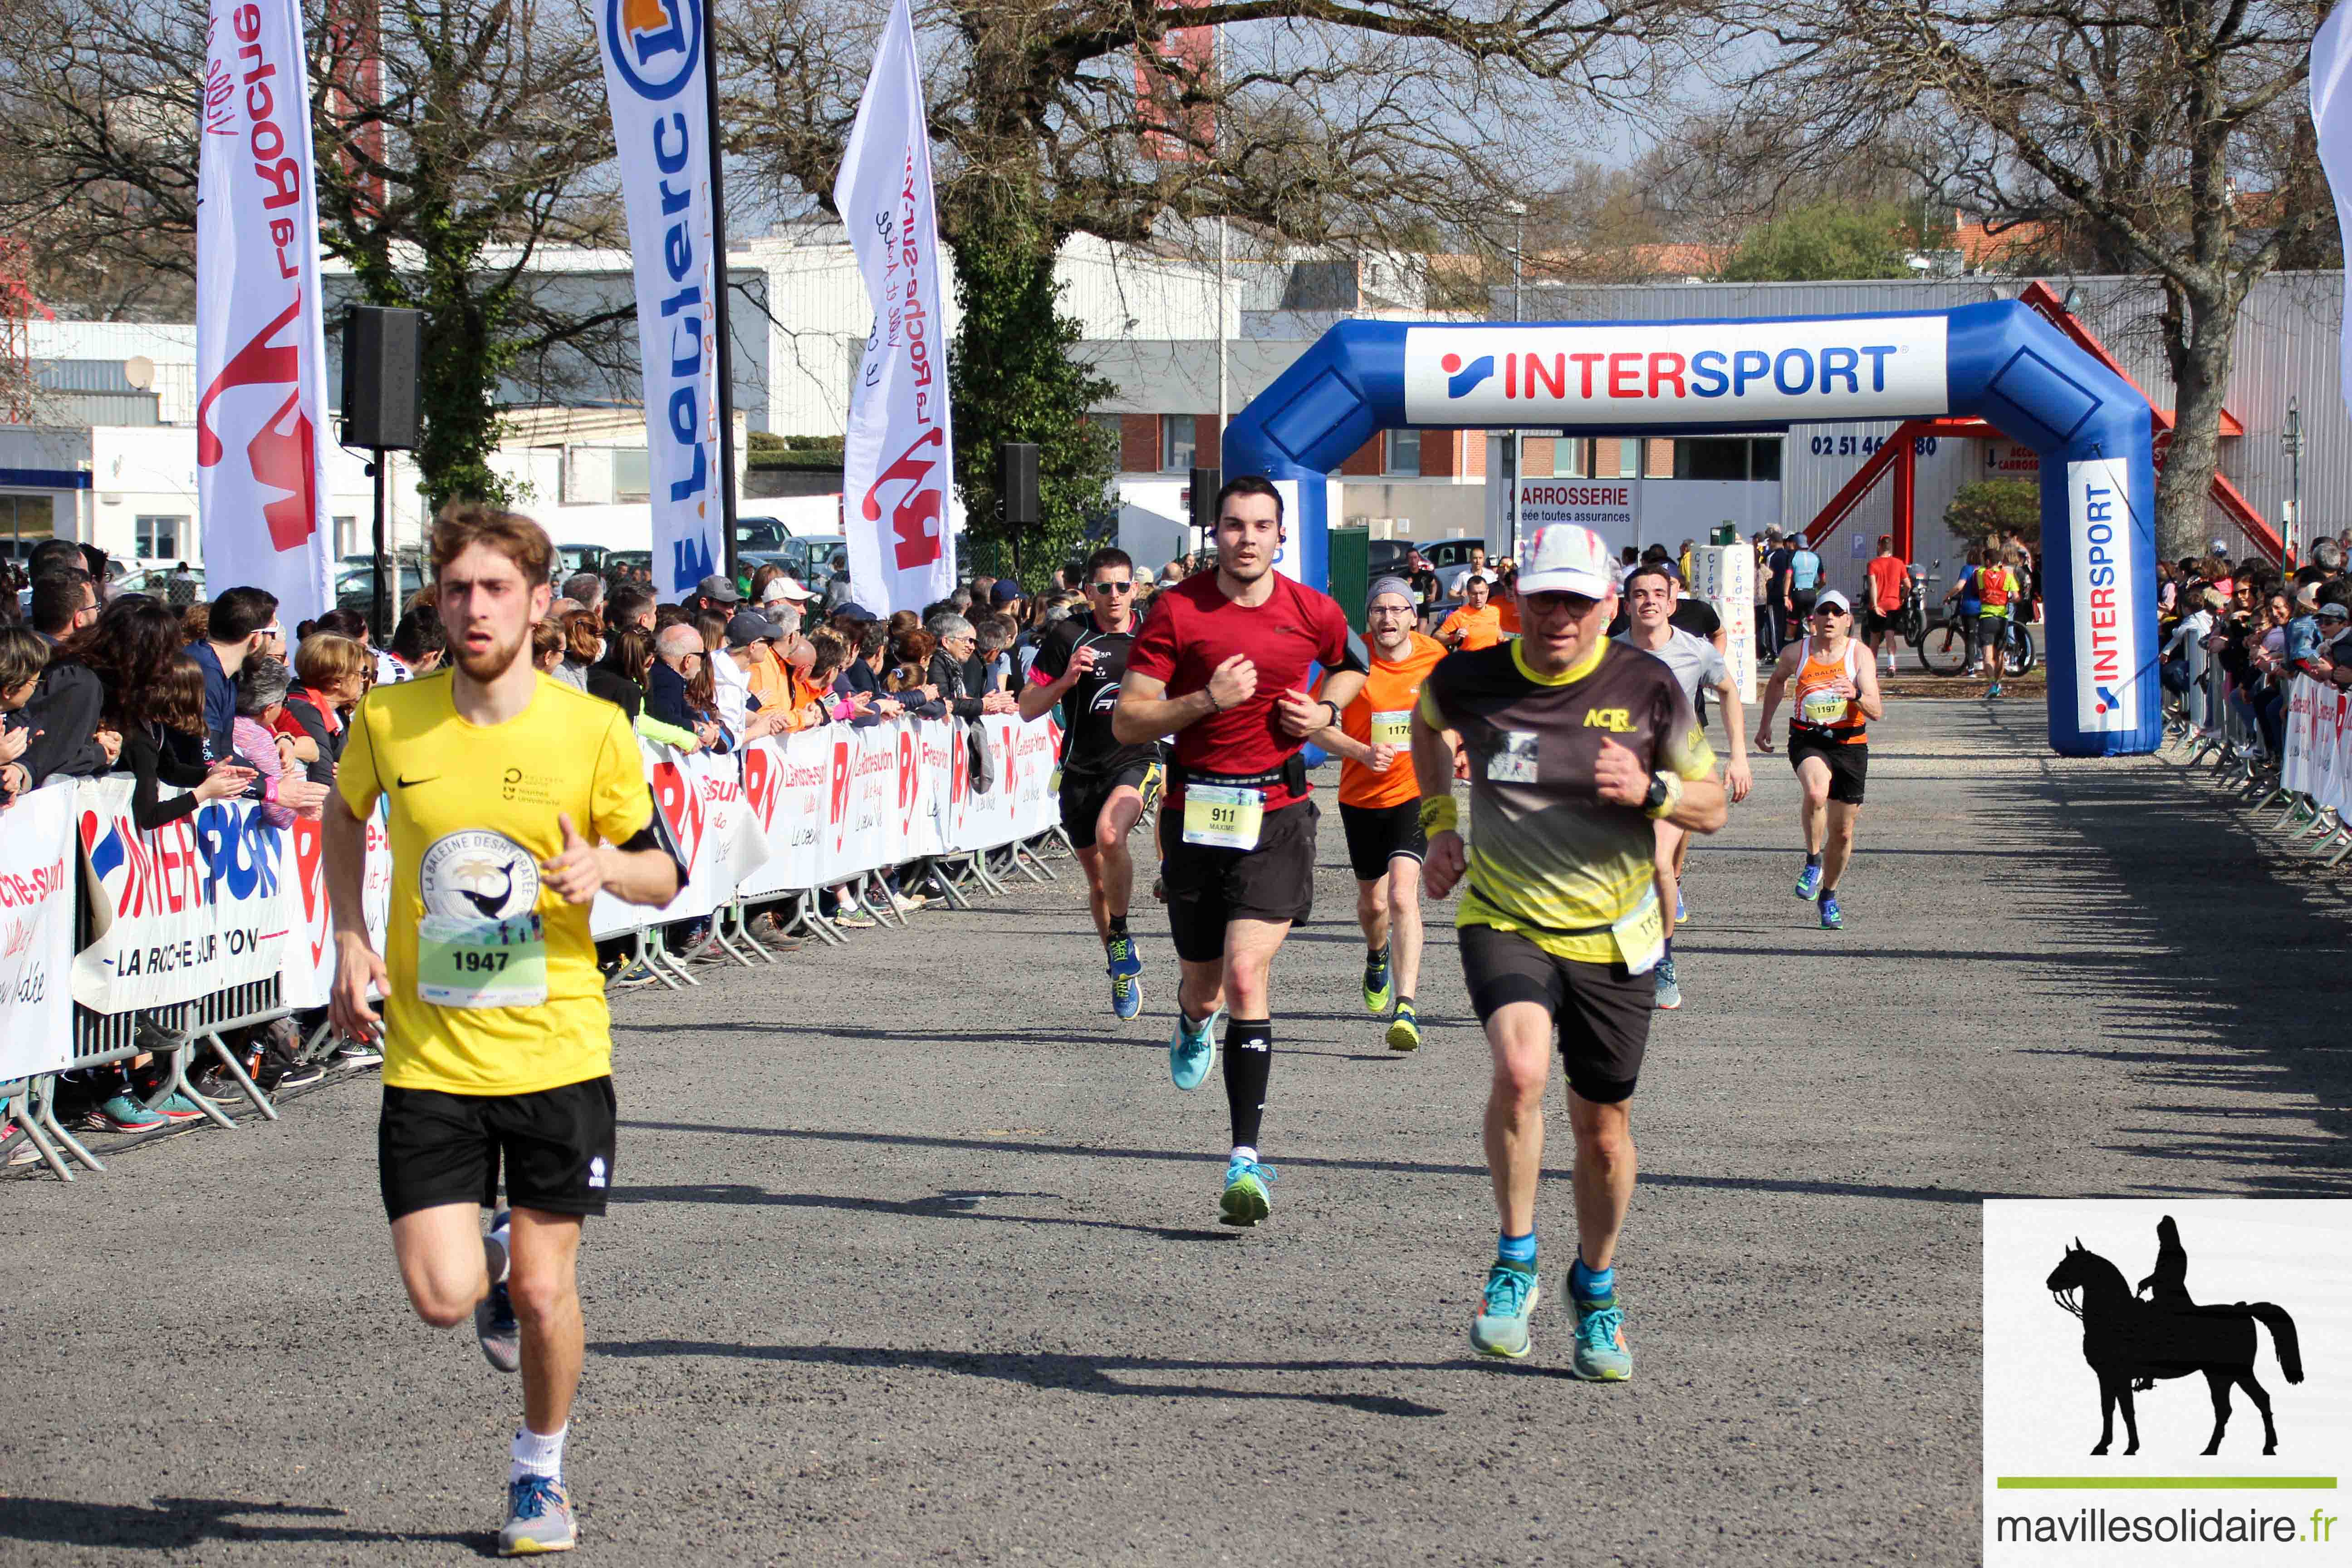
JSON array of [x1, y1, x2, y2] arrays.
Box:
[[1368, 539, 1413, 577], [1426, 537, 1492, 597], [774, 534, 846, 586], [735, 517, 790, 553], [556, 543, 610, 577], [334, 560, 425, 621], [116, 564, 205, 607]]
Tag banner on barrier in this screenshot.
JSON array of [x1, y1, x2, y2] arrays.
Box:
[[2284, 676, 2352, 813], [591, 740, 773, 936], [282, 807, 394, 1012], [0, 785, 78, 1081], [70, 778, 295, 1012]]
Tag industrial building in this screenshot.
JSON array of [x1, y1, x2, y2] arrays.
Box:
[[0, 225, 2335, 607]]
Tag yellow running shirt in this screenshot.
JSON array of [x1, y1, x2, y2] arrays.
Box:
[[338, 671, 657, 1096]]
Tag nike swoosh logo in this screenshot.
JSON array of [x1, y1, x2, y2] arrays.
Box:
[[396, 775, 440, 789]]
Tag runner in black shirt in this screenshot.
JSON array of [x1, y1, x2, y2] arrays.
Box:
[[1020, 546, 1164, 1021]]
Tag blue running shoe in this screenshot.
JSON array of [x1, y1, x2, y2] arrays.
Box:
[[1793, 862, 1822, 900], [499, 1474, 576, 1555], [1106, 935, 1144, 1022], [1818, 892, 1844, 930], [1674, 888, 1687, 925], [1470, 1261, 1539, 1358], [1570, 1289, 1632, 1382], [152, 1091, 207, 1123], [476, 1211, 519, 1373], [1362, 947, 1393, 1015], [1652, 956, 1681, 1011], [88, 1093, 164, 1134], [1169, 1008, 1222, 1091], [1219, 1155, 1277, 1227]]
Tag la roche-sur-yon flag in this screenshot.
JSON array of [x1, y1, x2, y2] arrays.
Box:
[[598, 0, 726, 597], [196, 0, 333, 625], [834, 0, 958, 614]]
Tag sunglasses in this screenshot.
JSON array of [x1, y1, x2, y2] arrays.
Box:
[[1812, 605, 1849, 617], [1091, 581, 1134, 595]]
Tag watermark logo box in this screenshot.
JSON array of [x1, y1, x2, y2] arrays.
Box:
[[1983, 1200, 2352, 1565]]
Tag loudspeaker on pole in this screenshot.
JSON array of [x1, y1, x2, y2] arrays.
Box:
[[999, 442, 1039, 526], [341, 306, 424, 451], [1189, 466, 1221, 538]]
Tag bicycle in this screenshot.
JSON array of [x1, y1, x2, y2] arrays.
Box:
[[1912, 602, 2038, 677]]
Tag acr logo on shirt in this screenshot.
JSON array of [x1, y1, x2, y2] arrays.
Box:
[[1583, 707, 1634, 732]]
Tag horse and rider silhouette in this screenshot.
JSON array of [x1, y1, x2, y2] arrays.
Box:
[[2046, 1216, 2303, 1457]]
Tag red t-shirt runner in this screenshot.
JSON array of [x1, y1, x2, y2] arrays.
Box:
[[1865, 554, 1908, 615], [1126, 570, 1357, 812]]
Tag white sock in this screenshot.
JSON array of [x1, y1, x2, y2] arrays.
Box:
[[484, 1221, 510, 1287], [1229, 1145, 1257, 1166], [511, 1424, 566, 1484]]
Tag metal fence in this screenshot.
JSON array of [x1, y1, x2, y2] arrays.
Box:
[[2159, 654, 2352, 871]]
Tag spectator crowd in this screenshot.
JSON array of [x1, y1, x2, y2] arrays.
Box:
[[2159, 530, 2352, 774]]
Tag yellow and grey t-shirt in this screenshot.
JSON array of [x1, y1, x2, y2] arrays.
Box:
[[1420, 639, 1716, 964]]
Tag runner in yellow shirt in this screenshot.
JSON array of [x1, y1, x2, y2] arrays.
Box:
[[326, 504, 682, 1556]]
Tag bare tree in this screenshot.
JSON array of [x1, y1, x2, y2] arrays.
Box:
[[0, 0, 630, 505], [1725, 0, 2332, 556]]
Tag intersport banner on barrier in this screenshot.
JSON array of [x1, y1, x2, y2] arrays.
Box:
[[70, 778, 295, 1013], [2284, 676, 2352, 812], [597, 0, 727, 597], [195, 0, 333, 624], [0, 784, 79, 1082]]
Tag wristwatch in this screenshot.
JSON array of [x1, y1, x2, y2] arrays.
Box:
[[1641, 771, 1676, 818], [1323, 699, 1344, 730]]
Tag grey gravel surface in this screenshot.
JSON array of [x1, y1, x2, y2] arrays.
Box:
[[4, 698, 2344, 1565]]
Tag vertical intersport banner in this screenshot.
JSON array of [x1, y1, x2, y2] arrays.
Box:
[[0, 785, 79, 1082], [70, 778, 295, 1012], [195, 0, 332, 624], [2067, 457, 2140, 735], [598, 0, 726, 597], [834, 0, 958, 614]]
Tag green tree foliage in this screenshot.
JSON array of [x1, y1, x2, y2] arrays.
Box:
[[1719, 201, 1916, 281], [947, 189, 1117, 588], [1943, 479, 2041, 547]]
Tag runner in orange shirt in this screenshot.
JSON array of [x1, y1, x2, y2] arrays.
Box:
[[1315, 577, 1446, 1050], [1438, 574, 1504, 651]]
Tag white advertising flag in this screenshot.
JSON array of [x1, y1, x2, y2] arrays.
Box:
[[598, 0, 727, 597], [195, 0, 333, 624], [2316, 4, 2352, 422], [834, 0, 957, 614]]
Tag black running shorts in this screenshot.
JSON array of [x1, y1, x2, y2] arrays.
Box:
[[1860, 605, 1896, 641], [1788, 729, 1868, 806], [1157, 796, 1318, 963], [378, 1076, 617, 1223], [1458, 923, 1651, 1103], [1060, 760, 1155, 849], [1339, 799, 1426, 883]]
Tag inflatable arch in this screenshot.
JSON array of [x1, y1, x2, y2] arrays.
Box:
[[1222, 301, 2159, 757]]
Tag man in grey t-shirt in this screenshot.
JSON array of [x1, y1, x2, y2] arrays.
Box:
[[1615, 562, 1752, 1011]]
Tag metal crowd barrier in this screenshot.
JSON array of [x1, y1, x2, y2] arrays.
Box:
[[2160, 658, 2352, 871]]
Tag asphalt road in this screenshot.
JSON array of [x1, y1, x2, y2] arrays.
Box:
[[4, 696, 2346, 1565]]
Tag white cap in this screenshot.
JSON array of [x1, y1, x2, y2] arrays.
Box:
[[1813, 588, 1852, 614], [762, 576, 815, 603], [1516, 524, 1615, 599]]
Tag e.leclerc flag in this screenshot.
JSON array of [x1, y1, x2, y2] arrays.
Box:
[[2316, 5, 2352, 424], [834, 0, 957, 613], [598, 0, 726, 597], [196, 0, 333, 625]]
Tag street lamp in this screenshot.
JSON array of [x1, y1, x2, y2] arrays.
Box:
[[2281, 397, 2304, 562], [1504, 199, 1528, 561]]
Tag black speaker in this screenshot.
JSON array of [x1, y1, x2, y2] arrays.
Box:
[[341, 305, 424, 450], [1189, 466, 1221, 534], [1000, 441, 1039, 525]]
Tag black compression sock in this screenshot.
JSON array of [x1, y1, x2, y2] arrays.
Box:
[[1805, 851, 1823, 868], [1107, 915, 1129, 938], [1223, 1019, 1273, 1150]]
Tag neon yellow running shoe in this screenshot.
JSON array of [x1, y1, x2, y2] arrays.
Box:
[[1362, 947, 1393, 1014], [1385, 999, 1421, 1052]]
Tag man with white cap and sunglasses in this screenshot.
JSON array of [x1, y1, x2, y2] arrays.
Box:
[[1752, 588, 1885, 930], [1413, 523, 1725, 1377]]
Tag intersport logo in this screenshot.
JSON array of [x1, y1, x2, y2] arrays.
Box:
[[1402, 318, 1950, 426]]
